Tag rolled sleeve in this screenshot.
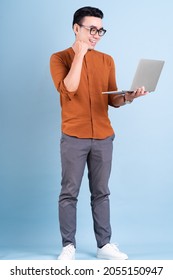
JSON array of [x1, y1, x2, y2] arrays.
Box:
[[107, 57, 119, 107], [50, 52, 77, 100]]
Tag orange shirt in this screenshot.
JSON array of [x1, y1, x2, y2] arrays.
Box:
[[50, 47, 118, 139]]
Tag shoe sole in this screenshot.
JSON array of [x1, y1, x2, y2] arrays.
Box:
[[97, 254, 128, 260]]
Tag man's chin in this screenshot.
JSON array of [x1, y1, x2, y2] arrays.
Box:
[[88, 46, 95, 50]]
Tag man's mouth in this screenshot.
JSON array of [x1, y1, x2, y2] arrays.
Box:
[[89, 39, 97, 46]]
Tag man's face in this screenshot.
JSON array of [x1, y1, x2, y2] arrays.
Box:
[[74, 16, 104, 49]]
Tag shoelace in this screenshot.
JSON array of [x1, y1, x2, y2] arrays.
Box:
[[109, 243, 120, 252]]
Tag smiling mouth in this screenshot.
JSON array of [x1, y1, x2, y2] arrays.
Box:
[[89, 39, 97, 45]]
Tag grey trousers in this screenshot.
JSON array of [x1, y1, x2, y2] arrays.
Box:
[[59, 133, 115, 248]]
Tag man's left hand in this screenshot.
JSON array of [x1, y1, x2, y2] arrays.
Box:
[[125, 86, 149, 102]]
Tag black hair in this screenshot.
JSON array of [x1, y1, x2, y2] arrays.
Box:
[[72, 6, 104, 27]]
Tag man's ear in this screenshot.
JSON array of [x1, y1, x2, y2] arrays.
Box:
[[73, 23, 79, 35]]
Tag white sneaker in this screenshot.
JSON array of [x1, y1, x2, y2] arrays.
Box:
[[97, 243, 128, 260], [58, 244, 75, 260]]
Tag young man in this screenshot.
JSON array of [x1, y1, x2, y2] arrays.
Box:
[[50, 6, 147, 260]]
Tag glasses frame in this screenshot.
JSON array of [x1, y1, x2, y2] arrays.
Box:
[[78, 24, 107, 37]]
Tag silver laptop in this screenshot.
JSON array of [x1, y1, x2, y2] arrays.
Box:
[[102, 59, 165, 94]]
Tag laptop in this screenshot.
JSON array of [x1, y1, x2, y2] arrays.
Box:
[[102, 59, 165, 94]]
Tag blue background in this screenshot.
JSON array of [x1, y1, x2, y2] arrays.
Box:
[[0, 0, 172, 260]]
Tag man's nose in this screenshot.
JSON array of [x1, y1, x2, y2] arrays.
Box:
[[93, 32, 100, 39]]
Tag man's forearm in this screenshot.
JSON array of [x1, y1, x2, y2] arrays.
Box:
[[64, 41, 89, 92], [110, 94, 134, 107], [64, 53, 84, 92]]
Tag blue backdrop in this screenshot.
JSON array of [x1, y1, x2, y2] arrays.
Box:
[[0, 0, 172, 260]]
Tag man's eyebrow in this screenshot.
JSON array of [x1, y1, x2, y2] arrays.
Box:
[[90, 25, 104, 29]]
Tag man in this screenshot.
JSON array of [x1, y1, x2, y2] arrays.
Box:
[[50, 6, 147, 260]]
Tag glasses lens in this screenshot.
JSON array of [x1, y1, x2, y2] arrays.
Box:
[[99, 29, 106, 36], [90, 27, 97, 35]]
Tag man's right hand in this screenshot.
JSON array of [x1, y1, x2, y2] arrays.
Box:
[[72, 40, 89, 57]]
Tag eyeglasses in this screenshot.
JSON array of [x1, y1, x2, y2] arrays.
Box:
[[78, 24, 106, 37]]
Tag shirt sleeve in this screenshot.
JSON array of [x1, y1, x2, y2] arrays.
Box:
[[50, 52, 77, 100], [107, 56, 120, 107]]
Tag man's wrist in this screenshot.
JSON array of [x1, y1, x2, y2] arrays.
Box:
[[123, 93, 133, 104]]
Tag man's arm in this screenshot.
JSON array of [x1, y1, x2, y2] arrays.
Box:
[[111, 87, 149, 107], [64, 41, 88, 92]]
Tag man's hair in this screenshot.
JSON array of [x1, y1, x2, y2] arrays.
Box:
[[72, 6, 104, 27]]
